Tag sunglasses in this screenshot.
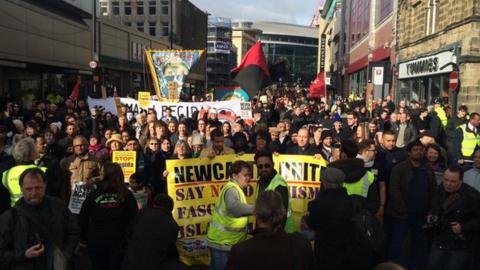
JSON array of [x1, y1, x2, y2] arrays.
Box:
[[257, 164, 272, 169]]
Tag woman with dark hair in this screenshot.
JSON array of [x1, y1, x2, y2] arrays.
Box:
[[79, 163, 138, 270], [425, 144, 446, 184], [232, 132, 249, 154], [159, 137, 172, 157], [254, 130, 271, 153], [225, 191, 314, 270]]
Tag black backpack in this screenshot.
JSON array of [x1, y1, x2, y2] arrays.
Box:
[[350, 195, 386, 257]]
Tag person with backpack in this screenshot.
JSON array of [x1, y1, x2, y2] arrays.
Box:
[[306, 167, 356, 270]]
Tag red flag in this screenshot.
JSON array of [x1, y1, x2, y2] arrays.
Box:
[[309, 73, 326, 98], [230, 41, 271, 97], [69, 80, 80, 102]]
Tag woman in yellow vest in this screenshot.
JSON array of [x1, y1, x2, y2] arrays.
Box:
[[207, 160, 254, 270]]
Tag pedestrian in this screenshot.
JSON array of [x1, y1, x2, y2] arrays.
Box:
[[387, 140, 437, 269], [307, 167, 356, 270], [225, 191, 314, 270], [463, 149, 480, 192], [426, 165, 480, 270], [79, 162, 138, 270], [451, 112, 480, 169], [0, 168, 80, 269], [206, 160, 254, 270]]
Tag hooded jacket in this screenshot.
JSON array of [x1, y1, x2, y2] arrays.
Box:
[[329, 158, 379, 213]]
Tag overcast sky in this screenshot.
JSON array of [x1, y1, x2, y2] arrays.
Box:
[[190, 0, 319, 26]]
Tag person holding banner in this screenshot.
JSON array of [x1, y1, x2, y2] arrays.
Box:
[[207, 160, 254, 270], [254, 151, 295, 232], [200, 129, 234, 159]]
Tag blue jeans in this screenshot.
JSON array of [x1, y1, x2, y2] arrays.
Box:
[[388, 214, 427, 268], [427, 245, 472, 270], [209, 247, 230, 270]]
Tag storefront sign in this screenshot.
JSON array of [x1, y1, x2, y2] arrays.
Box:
[[373, 67, 384, 85], [320, 35, 326, 70], [398, 51, 455, 79]]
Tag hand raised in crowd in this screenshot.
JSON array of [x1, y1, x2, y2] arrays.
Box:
[[24, 244, 45, 259], [163, 170, 169, 178]]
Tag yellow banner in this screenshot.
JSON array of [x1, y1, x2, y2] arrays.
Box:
[[166, 154, 326, 266], [112, 151, 137, 182], [137, 91, 151, 108]]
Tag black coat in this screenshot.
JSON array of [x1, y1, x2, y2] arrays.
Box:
[[143, 150, 166, 194], [225, 229, 314, 270], [431, 183, 480, 251], [0, 196, 80, 270], [121, 208, 179, 270], [307, 188, 356, 270], [285, 144, 319, 155]]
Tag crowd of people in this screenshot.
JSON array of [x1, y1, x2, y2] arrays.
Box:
[[0, 86, 479, 270]]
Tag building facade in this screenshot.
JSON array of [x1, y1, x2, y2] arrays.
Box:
[[339, 0, 396, 102], [231, 21, 262, 67], [207, 17, 237, 88], [253, 21, 318, 85], [396, 0, 480, 111], [0, 0, 205, 103]]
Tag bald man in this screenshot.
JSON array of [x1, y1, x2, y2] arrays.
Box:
[[285, 128, 320, 155]]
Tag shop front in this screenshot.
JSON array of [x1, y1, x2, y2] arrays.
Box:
[[397, 50, 456, 106]]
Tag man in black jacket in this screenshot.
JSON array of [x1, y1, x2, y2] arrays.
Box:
[[285, 128, 320, 155], [226, 191, 313, 270], [0, 168, 79, 270], [121, 194, 181, 270], [307, 167, 356, 270], [427, 165, 480, 270]]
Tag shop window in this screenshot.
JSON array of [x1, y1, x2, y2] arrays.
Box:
[[149, 1, 156, 15], [124, 2, 131, 15], [112, 1, 120, 15], [137, 1, 144, 15]]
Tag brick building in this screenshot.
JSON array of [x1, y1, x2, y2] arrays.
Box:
[[396, 0, 480, 111]]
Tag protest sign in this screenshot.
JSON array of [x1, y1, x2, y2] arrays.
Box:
[[137, 91, 151, 108], [112, 151, 137, 182], [68, 182, 92, 214], [145, 50, 204, 101], [166, 154, 326, 265], [87, 97, 253, 122]]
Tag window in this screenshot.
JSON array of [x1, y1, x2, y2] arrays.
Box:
[[137, 1, 144, 15], [112, 1, 120, 15], [125, 21, 132, 27], [149, 22, 156, 36], [100, 1, 108, 15], [149, 1, 156, 15], [161, 1, 169, 15], [426, 0, 438, 35], [161, 22, 169, 36], [375, 0, 393, 24], [124, 1, 131, 15], [137, 22, 144, 32], [350, 0, 370, 45]]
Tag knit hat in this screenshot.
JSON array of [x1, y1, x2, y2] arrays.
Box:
[[320, 130, 333, 140], [320, 168, 346, 186]]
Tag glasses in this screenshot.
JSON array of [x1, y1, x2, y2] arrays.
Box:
[[257, 164, 272, 169]]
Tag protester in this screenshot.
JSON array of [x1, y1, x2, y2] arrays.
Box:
[[427, 165, 480, 270], [207, 160, 254, 270], [0, 168, 80, 269], [79, 163, 138, 270], [387, 140, 437, 268], [225, 191, 313, 270], [121, 194, 181, 270], [200, 128, 234, 158]]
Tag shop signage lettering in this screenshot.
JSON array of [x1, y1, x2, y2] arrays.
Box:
[[398, 50, 455, 79], [406, 57, 439, 76]]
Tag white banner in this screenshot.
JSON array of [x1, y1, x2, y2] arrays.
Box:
[[87, 97, 252, 121]]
